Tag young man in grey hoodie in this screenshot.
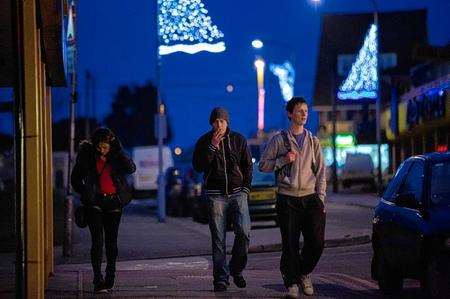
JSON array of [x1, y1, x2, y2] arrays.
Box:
[[259, 97, 326, 298]]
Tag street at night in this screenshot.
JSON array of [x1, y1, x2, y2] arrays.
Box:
[[1, 0, 449, 298]]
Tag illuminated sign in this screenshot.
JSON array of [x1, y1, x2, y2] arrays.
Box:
[[335, 133, 355, 147]]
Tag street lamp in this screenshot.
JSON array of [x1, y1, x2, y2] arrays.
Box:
[[251, 39, 296, 131], [254, 58, 266, 135], [251, 39, 264, 49], [311, 0, 321, 9]]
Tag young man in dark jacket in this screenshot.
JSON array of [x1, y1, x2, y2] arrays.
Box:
[[71, 127, 136, 293], [193, 107, 253, 292]]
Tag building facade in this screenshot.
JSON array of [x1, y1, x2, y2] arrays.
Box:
[[0, 0, 68, 297], [382, 62, 450, 171]]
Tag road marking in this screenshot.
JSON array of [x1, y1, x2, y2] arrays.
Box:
[[315, 272, 378, 291], [328, 273, 378, 289], [177, 275, 213, 280], [77, 270, 83, 298], [130, 260, 209, 271], [325, 251, 371, 257]]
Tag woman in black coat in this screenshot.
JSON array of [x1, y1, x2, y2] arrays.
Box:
[[71, 128, 136, 293]]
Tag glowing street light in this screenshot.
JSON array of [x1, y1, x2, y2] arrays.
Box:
[[251, 39, 264, 49], [310, 0, 321, 9], [254, 58, 265, 69]]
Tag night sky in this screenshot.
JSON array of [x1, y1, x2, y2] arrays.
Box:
[[2, 0, 449, 150]]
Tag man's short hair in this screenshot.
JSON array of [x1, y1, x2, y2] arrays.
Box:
[[285, 96, 308, 114]]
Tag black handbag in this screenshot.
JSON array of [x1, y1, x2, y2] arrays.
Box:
[[74, 205, 88, 228]]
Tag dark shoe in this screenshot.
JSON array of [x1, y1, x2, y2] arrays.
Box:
[[105, 274, 115, 291], [93, 280, 108, 294], [213, 282, 228, 292], [233, 275, 246, 288]]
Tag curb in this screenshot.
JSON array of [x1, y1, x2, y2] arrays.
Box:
[[55, 235, 372, 270], [247, 234, 371, 254], [345, 203, 377, 210]]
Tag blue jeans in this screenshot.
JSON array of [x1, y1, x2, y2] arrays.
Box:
[[207, 192, 251, 285]]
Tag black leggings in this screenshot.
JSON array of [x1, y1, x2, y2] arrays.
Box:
[[87, 199, 122, 283]]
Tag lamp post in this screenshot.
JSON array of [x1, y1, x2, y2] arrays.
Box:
[[156, 0, 166, 222], [254, 57, 266, 137], [371, 0, 383, 195], [251, 39, 296, 130]]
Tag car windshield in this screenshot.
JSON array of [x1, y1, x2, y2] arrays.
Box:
[[430, 161, 450, 206], [252, 163, 275, 187]]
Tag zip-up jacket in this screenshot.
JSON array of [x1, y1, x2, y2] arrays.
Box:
[[71, 140, 136, 207], [192, 128, 253, 196], [259, 129, 326, 201]]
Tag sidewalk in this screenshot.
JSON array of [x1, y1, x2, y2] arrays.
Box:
[[47, 255, 288, 298], [54, 192, 378, 265], [47, 192, 380, 297]]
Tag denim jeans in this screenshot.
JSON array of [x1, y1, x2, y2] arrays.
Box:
[[277, 193, 326, 287], [207, 191, 251, 285]]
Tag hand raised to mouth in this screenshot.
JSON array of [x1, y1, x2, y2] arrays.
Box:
[[211, 130, 225, 148]]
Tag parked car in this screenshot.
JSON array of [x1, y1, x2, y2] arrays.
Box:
[[165, 167, 183, 216], [248, 163, 277, 222], [341, 153, 376, 189], [191, 163, 277, 225], [165, 166, 203, 217], [371, 152, 450, 297]]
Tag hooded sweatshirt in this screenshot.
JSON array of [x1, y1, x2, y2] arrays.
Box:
[[259, 129, 326, 201]]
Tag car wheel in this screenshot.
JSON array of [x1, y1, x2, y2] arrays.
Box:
[[421, 258, 448, 298], [375, 249, 403, 294]]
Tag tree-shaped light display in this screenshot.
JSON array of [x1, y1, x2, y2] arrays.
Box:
[[158, 0, 226, 55], [270, 61, 295, 102], [338, 24, 378, 100]]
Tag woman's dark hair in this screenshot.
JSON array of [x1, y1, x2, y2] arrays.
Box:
[[90, 127, 116, 148]]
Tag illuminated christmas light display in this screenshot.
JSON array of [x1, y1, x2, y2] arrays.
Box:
[[338, 24, 378, 100], [158, 0, 226, 55], [66, 1, 76, 79], [270, 61, 295, 102]]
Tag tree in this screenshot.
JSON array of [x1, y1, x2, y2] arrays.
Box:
[[0, 133, 13, 152], [52, 117, 99, 151], [104, 81, 172, 149]]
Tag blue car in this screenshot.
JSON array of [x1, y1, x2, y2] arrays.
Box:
[[371, 152, 450, 297]]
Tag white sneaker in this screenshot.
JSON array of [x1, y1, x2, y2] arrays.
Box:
[[300, 274, 314, 296], [286, 284, 299, 298]]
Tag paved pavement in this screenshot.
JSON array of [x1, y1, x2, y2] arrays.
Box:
[[46, 244, 427, 298], [54, 191, 379, 265], [43, 191, 383, 297]]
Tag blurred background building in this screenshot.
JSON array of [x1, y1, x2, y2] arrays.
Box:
[[0, 0, 68, 297], [313, 10, 434, 176]]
